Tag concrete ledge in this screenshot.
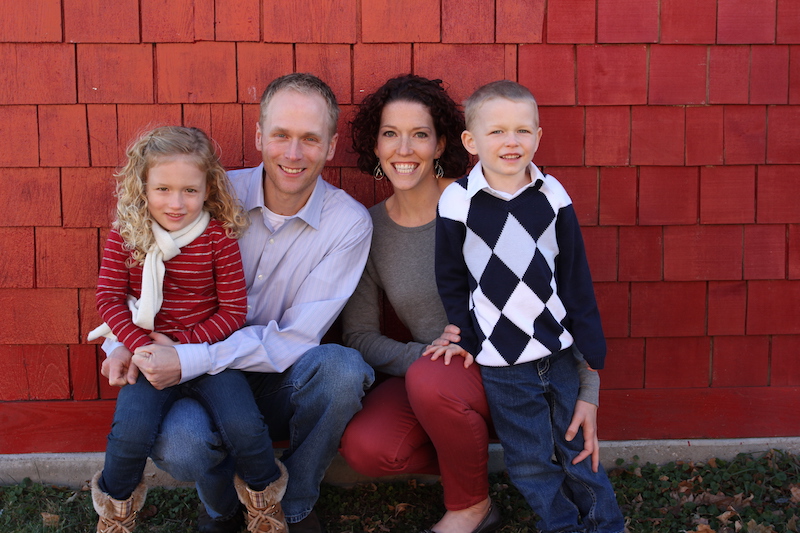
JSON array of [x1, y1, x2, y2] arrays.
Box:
[[2, 437, 799, 489]]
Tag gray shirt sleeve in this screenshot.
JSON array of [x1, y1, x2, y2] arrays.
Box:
[[574, 346, 601, 406], [341, 254, 426, 376]]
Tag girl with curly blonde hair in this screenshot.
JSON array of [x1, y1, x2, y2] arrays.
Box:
[[114, 125, 249, 266], [88, 126, 287, 533]]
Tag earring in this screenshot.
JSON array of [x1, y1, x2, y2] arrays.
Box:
[[434, 159, 444, 179], [373, 162, 385, 181]]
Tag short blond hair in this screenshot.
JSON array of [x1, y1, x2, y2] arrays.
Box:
[[259, 73, 339, 137], [464, 80, 539, 131], [115, 126, 249, 266]]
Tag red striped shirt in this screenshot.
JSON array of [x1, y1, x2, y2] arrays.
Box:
[[95, 219, 248, 352]]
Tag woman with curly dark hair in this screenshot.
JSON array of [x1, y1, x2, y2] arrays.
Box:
[[339, 74, 601, 533]]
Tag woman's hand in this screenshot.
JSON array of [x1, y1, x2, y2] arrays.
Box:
[[566, 399, 600, 472]]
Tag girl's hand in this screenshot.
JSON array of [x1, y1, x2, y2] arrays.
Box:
[[148, 331, 179, 346], [101, 346, 139, 387]]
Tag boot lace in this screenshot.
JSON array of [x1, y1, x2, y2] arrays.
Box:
[[97, 512, 137, 533], [246, 504, 287, 533]]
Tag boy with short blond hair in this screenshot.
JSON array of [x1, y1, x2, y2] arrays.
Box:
[[427, 80, 625, 533]]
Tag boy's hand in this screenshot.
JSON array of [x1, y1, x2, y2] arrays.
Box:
[[429, 324, 461, 347], [101, 346, 139, 387], [566, 399, 600, 472], [423, 343, 474, 368]]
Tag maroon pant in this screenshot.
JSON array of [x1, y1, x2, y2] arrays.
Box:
[[340, 355, 492, 510]]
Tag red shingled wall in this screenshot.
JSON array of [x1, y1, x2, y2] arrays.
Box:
[[1, 0, 799, 453]]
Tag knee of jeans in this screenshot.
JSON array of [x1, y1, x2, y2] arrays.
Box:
[[302, 345, 375, 396], [149, 399, 226, 480]]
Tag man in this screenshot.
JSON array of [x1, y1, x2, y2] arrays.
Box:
[[102, 73, 374, 533]]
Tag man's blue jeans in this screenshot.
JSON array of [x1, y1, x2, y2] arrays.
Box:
[[150, 344, 374, 523], [101, 369, 279, 500], [480, 348, 624, 533]]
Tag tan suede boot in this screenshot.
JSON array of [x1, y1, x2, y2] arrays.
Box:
[[233, 460, 289, 533], [91, 471, 147, 533]]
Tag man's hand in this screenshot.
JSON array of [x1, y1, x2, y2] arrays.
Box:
[[566, 399, 600, 472], [132, 344, 182, 390], [101, 346, 139, 387], [429, 324, 461, 347]]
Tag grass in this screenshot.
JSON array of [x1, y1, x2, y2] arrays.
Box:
[[1, 449, 798, 532]]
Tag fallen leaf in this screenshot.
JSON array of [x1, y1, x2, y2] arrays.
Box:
[[41, 512, 59, 527], [138, 504, 157, 519], [717, 510, 737, 525], [678, 480, 695, 493], [393, 503, 413, 516], [790, 484, 800, 503], [695, 524, 716, 533], [745, 520, 777, 533]]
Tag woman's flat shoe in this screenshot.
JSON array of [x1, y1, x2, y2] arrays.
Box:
[[470, 501, 501, 533], [418, 501, 501, 533]]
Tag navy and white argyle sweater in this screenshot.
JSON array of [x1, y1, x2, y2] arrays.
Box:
[[435, 162, 606, 369]]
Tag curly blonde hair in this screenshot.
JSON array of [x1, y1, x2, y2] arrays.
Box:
[[115, 126, 249, 266]]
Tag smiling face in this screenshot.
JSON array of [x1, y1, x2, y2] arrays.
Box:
[[374, 100, 446, 193], [461, 97, 543, 193], [145, 156, 208, 232], [255, 89, 338, 215]]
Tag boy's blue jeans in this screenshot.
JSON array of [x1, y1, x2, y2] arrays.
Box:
[[149, 344, 374, 523], [480, 348, 625, 533], [101, 368, 279, 501]]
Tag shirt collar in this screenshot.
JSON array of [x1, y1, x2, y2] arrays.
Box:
[[465, 161, 546, 199], [239, 164, 325, 231]]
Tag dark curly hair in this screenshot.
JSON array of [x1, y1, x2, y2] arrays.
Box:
[[350, 74, 470, 178]]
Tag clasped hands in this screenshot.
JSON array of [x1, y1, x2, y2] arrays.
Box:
[[100, 332, 183, 390]]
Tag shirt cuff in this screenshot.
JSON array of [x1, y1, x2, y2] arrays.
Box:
[[101, 338, 125, 356], [175, 342, 212, 383]]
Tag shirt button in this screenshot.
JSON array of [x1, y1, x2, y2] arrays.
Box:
[[269, 238, 275, 244], [257, 274, 264, 280]]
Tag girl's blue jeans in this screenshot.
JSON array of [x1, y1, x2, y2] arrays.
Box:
[[100, 368, 279, 500], [480, 348, 625, 533]]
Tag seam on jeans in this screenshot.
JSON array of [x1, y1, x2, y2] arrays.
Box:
[[558, 446, 599, 530]]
